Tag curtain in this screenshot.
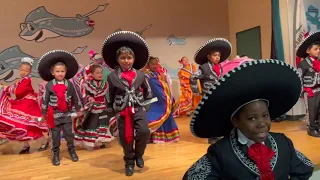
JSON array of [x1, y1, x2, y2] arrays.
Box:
[[271, 0, 285, 61]]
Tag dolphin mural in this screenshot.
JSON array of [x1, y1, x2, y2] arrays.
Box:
[[166, 34, 187, 45], [0, 46, 87, 82], [306, 5, 320, 31], [114, 24, 153, 39], [19, 3, 109, 42]]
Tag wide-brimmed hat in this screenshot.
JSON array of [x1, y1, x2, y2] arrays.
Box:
[[194, 38, 232, 65], [296, 31, 320, 58], [190, 59, 302, 138], [37, 50, 79, 81], [101, 31, 150, 69]]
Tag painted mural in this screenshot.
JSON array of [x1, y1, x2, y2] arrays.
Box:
[[0, 0, 196, 84], [306, 5, 320, 31], [304, 0, 320, 33], [115, 24, 153, 39], [166, 34, 187, 45], [0, 46, 87, 82], [19, 3, 108, 42]]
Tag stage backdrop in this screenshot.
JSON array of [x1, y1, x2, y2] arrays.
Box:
[[0, 0, 229, 98]]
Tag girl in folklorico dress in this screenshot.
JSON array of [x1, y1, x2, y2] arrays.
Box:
[[183, 59, 314, 180], [74, 64, 114, 149], [176, 56, 201, 116], [72, 50, 112, 106], [0, 57, 48, 153], [143, 56, 180, 143]]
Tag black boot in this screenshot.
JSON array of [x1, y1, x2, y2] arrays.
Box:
[[38, 142, 49, 152], [125, 165, 134, 176], [136, 157, 144, 168], [68, 149, 79, 162], [19, 146, 30, 154], [52, 151, 60, 166], [307, 129, 320, 138]]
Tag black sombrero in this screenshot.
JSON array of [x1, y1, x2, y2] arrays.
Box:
[[190, 59, 302, 138], [101, 31, 150, 69], [37, 50, 79, 81], [296, 31, 320, 58], [195, 38, 232, 65]]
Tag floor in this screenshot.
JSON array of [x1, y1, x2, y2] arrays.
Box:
[[0, 117, 319, 180]]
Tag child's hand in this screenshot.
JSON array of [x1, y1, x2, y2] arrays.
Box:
[[76, 111, 82, 117], [41, 116, 47, 122]]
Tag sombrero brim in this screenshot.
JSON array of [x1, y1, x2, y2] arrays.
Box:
[[296, 31, 320, 58], [37, 50, 79, 82], [102, 31, 149, 69], [190, 59, 302, 138], [195, 38, 231, 65]]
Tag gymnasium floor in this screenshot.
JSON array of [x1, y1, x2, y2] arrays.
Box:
[[0, 117, 319, 180]]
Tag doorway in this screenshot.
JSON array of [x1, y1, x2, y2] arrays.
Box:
[[236, 26, 262, 59]]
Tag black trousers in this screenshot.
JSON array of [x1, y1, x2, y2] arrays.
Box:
[[307, 92, 320, 130], [50, 116, 75, 153], [118, 109, 150, 167]]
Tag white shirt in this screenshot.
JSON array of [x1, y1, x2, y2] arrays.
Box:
[[237, 129, 265, 147]]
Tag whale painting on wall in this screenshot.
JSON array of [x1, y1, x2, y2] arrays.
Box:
[[19, 3, 109, 42], [114, 24, 153, 39], [0, 46, 87, 82], [166, 34, 187, 45]]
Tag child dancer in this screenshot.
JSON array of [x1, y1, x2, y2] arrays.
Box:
[[74, 64, 114, 149], [183, 59, 314, 179], [190, 38, 231, 144], [88, 50, 112, 79], [102, 31, 152, 176], [296, 31, 320, 137], [72, 50, 112, 108], [177, 56, 201, 116], [144, 56, 180, 143], [0, 57, 48, 153], [38, 50, 82, 166]]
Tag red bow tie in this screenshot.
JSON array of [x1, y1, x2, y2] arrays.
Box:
[[212, 64, 220, 76], [248, 143, 275, 180], [311, 57, 320, 72]]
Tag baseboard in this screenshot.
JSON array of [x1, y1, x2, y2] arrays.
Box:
[[285, 114, 305, 121]]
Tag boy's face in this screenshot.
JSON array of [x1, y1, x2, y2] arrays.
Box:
[[207, 51, 221, 64], [51, 65, 66, 81], [118, 53, 134, 70], [307, 44, 320, 58], [231, 100, 271, 143]]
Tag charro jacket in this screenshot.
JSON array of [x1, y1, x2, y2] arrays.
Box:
[[190, 62, 223, 95], [106, 67, 153, 113]]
